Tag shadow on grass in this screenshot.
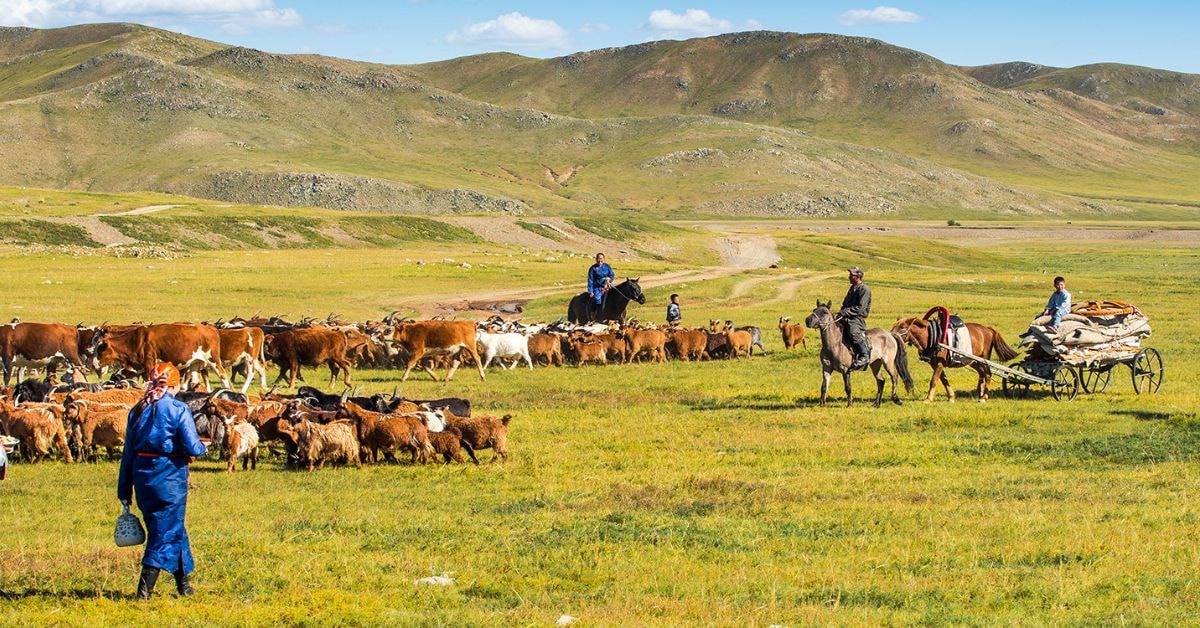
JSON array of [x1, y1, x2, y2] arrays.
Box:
[[682, 393, 807, 411], [1110, 409, 1177, 422], [0, 587, 128, 600]]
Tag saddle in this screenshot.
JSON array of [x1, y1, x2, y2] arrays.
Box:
[[922, 308, 973, 364]]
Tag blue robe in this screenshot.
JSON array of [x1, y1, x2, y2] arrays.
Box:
[[587, 263, 614, 305], [117, 393, 206, 573]]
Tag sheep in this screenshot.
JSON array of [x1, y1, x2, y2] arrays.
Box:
[[62, 397, 128, 461], [221, 418, 259, 472], [286, 419, 361, 472], [442, 410, 512, 464], [475, 330, 533, 370], [779, 316, 808, 350]]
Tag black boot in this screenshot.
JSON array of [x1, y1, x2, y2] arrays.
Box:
[[174, 569, 194, 596], [136, 566, 159, 600]]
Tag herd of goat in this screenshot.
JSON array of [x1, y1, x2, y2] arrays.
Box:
[[0, 311, 811, 468]]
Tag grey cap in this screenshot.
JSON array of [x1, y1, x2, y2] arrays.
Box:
[[848, 266, 864, 277]]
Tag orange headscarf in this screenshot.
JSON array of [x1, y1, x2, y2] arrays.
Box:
[[142, 362, 181, 404]]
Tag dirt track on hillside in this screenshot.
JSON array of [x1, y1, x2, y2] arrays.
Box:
[[394, 231, 786, 318]]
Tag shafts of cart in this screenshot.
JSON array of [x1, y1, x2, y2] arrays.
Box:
[[935, 343, 1162, 401]]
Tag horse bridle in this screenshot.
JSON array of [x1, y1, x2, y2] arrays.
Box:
[[608, 280, 639, 302]]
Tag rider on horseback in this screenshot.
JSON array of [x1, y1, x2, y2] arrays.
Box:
[[839, 266, 872, 371], [587, 253, 615, 320]]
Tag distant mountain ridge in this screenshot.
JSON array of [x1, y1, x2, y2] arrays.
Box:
[[0, 23, 1197, 216]]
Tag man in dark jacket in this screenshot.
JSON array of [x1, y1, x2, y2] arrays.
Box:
[[839, 267, 872, 370]]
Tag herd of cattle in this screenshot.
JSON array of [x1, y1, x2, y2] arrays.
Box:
[[0, 312, 811, 467]]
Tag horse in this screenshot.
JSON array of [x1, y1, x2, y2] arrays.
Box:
[[805, 300, 914, 407], [890, 316, 1019, 402], [567, 278, 645, 324]]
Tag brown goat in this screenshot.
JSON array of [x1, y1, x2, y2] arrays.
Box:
[[428, 426, 467, 464], [779, 316, 808, 350], [336, 403, 432, 464], [222, 418, 259, 472], [49, 387, 144, 405], [724, 328, 753, 360], [288, 419, 361, 471], [442, 410, 511, 464], [622, 329, 668, 363], [665, 328, 708, 361], [527, 333, 564, 367], [567, 337, 607, 366], [63, 397, 128, 461], [0, 397, 73, 463]]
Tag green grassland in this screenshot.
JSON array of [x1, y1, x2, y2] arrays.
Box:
[[2, 220, 1199, 625]]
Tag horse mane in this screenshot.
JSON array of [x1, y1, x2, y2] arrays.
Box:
[[904, 317, 930, 329]]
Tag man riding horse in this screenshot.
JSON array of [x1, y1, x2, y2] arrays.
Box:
[[840, 267, 872, 370], [587, 253, 615, 321]]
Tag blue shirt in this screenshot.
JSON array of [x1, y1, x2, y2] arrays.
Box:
[[1045, 289, 1071, 318], [118, 393, 206, 502], [666, 302, 681, 322], [588, 263, 614, 294]]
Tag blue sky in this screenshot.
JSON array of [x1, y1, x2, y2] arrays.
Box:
[[3, 1, 1198, 73]]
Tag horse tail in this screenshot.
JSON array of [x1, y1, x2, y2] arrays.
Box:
[[990, 329, 1020, 362], [891, 332, 914, 394]]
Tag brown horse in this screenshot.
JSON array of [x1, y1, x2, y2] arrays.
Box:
[[890, 317, 1019, 402]]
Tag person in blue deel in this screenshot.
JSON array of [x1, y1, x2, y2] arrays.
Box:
[[117, 362, 207, 600], [587, 252, 615, 318]]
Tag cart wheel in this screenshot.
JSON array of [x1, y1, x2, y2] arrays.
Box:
[[1130, 348, 1163, 394], [1080, 366, 1112, 394], [1051, 365, 1079, 401], [1001, 364, 1032, 399]]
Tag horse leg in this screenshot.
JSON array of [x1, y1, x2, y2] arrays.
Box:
[[871, 361, 884, 408], [941, 367, 954, 402], [882, 358, 902, 405], [976, 364, 989, 402], [820, 368, 831, 407], [843, 370, 853, 408], [925, 362, 941, 403]]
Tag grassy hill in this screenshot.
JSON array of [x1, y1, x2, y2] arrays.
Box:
[[1, 24, 1198, 218]]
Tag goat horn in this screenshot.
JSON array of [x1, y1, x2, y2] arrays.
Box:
[[390, 386, 398, 401]]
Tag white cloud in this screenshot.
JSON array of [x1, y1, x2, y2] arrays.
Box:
[[445, 12, 570, 50], [745, 18, 763, 29], [0, 0, 302, 32], [645, 8, 733, 37], [579, 22, 609, 34], [837, 6, 921, 26]]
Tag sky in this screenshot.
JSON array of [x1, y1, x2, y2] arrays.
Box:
[[2, 1, 1198, 73]]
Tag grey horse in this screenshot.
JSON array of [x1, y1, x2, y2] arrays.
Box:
[[805, 300, 914, 407]]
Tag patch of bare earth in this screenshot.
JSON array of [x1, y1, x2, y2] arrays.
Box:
[[38, 216, 135, 247], [438, 216, 636, 257]]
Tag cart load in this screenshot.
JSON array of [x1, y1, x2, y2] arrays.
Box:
[[1019, 300, 1151, 366]]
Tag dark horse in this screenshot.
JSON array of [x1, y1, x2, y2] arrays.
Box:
[[567, 278, 646, 324]]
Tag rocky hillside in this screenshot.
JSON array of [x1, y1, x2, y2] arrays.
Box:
[[0, 24, 1196, 216]]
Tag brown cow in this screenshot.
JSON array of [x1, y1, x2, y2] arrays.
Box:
[[263, 327, 353, 389], [391, 321, 485, 382], [93, 324, 230, 391], [217, 327, 268, 393], [0, 322, 90, 385]]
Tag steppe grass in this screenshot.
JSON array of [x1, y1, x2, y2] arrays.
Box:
[[1, 225, 1199, 624]]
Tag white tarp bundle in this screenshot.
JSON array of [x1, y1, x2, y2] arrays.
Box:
[[1021, 309, 1151, 365]]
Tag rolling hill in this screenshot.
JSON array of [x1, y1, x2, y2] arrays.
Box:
[[0, 23, 1197, 218]]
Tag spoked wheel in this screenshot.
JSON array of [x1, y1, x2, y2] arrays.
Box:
[[1051, 365, 1080, 401], [1001, 364, 1033, 399], [1080, 366, 1112, 394], [1130, 348, 1163, 394]]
